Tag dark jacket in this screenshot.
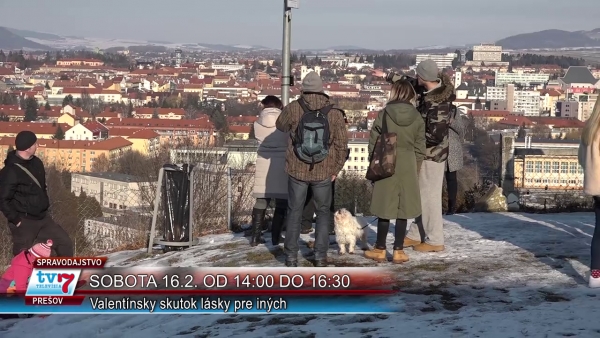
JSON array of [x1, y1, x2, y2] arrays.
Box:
[[417, 73, 456, 163], [0, 151, 50, 225], [276, 92, 348, 182], [369, 101, 425, 220]]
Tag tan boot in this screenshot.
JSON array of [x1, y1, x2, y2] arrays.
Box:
[[364, 248, 387, 262], [403, 237, 421, 248], [392, 250, 409, 264], [413, 243, 445, 252]]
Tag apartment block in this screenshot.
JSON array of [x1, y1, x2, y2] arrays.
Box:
[[495, 71, 550, 87], [0, 137, 133, 172], [473, 44, 503, 62], [485, 85, 540, 116], [555, 100, 579, 118], [344, 138, 369, 175], [71, 172, 151, 213], [513, 151, 583, 190], [415, 53, 456, 69]]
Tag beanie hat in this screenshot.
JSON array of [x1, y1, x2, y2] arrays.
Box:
[[29, 239, 53, 258], [302, 71, 324, 93], [15, 131, 37, 151], [416, 59, 439, 82]]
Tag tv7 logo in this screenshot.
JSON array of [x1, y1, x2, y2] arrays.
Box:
[[35, 271, 75, 293]]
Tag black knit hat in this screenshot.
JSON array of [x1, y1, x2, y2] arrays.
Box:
[[15, 131, 37, 151]]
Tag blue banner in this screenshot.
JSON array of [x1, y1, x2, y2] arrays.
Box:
[[0, 295, 399, 314]]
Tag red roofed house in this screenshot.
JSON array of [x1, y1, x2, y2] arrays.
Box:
[[468, 110, 511, 129], [65, 121, 109, 141], [228, 125, 252, 140], [0, 122, 70, 139], [107, 128, 160, 154]]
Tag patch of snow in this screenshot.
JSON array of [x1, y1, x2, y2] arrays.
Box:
[[1, 212, 599, 337], [233, 45, 253, 49]]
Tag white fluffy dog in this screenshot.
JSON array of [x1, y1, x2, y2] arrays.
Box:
[[333, 208, 369, 255]]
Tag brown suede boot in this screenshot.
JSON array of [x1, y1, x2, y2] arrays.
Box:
[[403, 237, 421, 248], [364, 248, 387, 262], [413, 243, 445, 252], [392, 250, 409, 264]]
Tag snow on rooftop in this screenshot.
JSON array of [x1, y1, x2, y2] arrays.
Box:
[[1, 212, 598, 337]]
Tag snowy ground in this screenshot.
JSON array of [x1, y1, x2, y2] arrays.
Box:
[[2, 212, 600, 337]]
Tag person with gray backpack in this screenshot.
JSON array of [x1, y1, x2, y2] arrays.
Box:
[[276, 71, 348, 267]]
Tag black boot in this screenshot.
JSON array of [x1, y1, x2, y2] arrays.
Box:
[[271, 207, 286, 246], [446, 200, 456, 215], [250, 208, 266, 247]]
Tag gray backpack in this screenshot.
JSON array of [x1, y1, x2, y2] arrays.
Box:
[[293, 99, 334, 170]]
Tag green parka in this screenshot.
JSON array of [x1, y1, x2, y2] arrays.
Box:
[[368, 101, 426, 220]]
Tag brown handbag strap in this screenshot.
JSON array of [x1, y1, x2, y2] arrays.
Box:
[[381, 109, 389, 134]]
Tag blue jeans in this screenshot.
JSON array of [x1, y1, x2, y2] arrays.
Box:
[[284, 176, 333, 261]]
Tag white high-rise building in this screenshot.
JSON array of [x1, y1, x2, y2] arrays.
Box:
[[495, 70, 550, 87], [485, 84, 541, 116], [454, 71, 462, 89], [415, 53, 456, 69], [473, 44, 502, 62]]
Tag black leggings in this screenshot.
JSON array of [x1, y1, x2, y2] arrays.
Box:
[[375, 219, 407, 250], [445, 170, 458, 211], [592, 197, 600, 270]]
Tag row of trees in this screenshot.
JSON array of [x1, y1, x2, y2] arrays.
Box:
[[0, 49, 131, 69], [501, 53, 585, 68]]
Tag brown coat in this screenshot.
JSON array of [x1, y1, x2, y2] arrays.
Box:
[[276, 93, 348, 182]]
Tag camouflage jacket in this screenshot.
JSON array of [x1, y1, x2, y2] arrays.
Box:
[[416, 73, 456, 163]]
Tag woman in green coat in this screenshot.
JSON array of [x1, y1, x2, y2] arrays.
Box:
[[364, 80, 426, 264]]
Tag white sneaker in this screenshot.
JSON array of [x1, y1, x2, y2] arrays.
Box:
[[589, 270, 600, 288]]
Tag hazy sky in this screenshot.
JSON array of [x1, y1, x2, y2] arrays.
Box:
[[0, 0, 598, 50]]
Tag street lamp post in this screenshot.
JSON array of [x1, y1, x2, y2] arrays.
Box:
[[281, 0, 298, 106]]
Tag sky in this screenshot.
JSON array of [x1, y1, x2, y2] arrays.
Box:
[[0, 0, 599, 50]]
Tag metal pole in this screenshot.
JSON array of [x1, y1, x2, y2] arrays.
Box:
[[227, 167, 232, 231], [281, 0, 292, 106], [147, 167, 164, 253]]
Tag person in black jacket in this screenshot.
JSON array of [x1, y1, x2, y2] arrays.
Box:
[[0, 131, 73, 257]]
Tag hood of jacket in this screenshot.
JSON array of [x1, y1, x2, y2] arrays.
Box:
[[424, 72, 455, 104], [4, 150, 32, 166], [299, 92, 334, 111], [255, 107, 282, 128], [384, 101, 419, 126]]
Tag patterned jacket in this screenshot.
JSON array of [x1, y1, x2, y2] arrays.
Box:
[[416, 73, 456, 163], [447, 111, 465, 172], [276, 92, 348, 182]]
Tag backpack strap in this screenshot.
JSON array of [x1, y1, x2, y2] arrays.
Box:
[[297, 98, 312, 113], [14, 163, 41, 188]]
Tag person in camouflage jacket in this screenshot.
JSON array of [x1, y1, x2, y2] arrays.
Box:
[[403, 59, 456, 253]]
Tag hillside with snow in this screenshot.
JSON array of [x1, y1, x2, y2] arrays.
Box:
[[1, 211, 599, 337]]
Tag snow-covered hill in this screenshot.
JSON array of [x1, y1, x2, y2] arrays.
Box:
[[2, 27, 275, 52], [1, 212, 598, 337]]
